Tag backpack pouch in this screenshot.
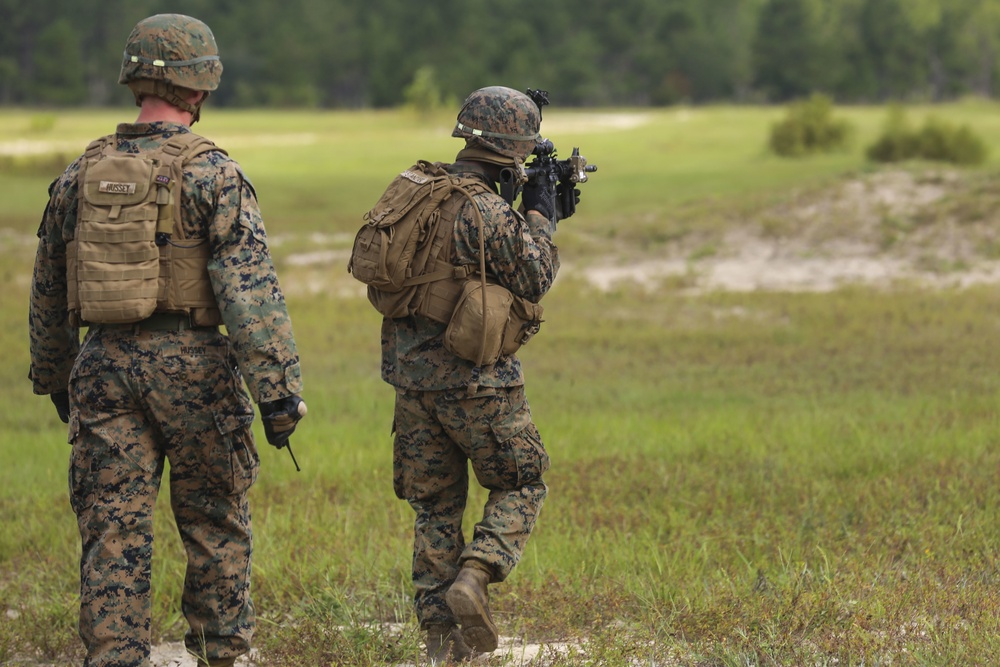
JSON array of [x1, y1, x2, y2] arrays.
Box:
[[83, 156, 153, 207]]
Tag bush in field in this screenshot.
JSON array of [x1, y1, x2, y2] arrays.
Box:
[[916, 117, 988, 165], [403, 66, 448, 117], [769, 93, 853, 157], [864, 104, 918, 163], [866, 107, 988, 165]]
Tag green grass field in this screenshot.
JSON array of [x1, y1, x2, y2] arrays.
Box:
[[3, 102, 1000, 665]]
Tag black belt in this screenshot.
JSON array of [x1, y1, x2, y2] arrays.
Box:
[[94, 312, 218, 332]]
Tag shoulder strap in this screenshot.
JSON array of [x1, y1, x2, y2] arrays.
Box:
[[157, 133, 227, 241], [77, 135, 114, 190], [161, 132, 228, 162], [428, 172, 492, 375], [83, 135, 113, 159]]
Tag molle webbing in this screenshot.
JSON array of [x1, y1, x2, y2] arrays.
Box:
[[410, 187, 484, 323], [162, 241, 218, 308], [68, 132, 226, 326]]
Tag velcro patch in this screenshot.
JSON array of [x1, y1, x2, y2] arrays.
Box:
[[401, 170, 430, 184]]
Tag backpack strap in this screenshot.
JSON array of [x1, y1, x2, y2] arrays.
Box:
[[83, 135, 112, 159], [155, 133, 227, 241], [428, 174, 494, 388], [401, 176, 488, 287]]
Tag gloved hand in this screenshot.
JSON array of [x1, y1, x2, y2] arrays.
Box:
[[50, 391, 70, 424], [259, 395, 307, 449], [521, 177, 557, 223], [556, 183, 582, 221]]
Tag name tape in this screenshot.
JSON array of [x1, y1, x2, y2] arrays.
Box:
[[98, 181, 137, 195]]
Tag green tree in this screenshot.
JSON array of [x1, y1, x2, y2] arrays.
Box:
[[948, 0, 1000, 97], [859, 0, 929, 100], [0, 0, 996, 107], [752, 0, 829, 100], [33, 18, 87, 105]]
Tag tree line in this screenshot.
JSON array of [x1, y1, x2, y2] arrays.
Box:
[[2, 0, 998, 109]]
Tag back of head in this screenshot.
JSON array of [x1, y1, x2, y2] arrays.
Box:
[[119, 14, 223, 121]]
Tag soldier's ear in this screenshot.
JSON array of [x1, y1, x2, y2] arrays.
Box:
[[183, 90, 207, 106]]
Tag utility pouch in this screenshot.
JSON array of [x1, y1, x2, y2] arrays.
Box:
[[444, 281, 514, 366], [502, 296, 544, 357], [444, 282, 544, 364]]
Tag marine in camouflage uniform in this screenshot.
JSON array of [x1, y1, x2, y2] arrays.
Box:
[[380, 86, 574, 663], [28, 15, 305, 667]]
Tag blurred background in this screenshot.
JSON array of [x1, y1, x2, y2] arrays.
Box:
[[2, 0, 998, 111]]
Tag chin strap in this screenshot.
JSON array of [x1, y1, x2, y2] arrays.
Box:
[[127, 80, 208, 124]]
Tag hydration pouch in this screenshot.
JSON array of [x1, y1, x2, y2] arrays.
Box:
[[67, 133, 226, 326], [73, 153, 160, 324]]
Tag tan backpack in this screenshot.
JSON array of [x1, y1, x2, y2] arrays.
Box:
[[349, 161, 485, 320], [67, 133, 225, 325], [350, 161, 543, 368]]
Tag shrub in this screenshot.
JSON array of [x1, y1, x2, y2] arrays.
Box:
[[866, 107, 988, 166], [917, 118, 988, 165], [403, 66, 447, 117], [865, 104, 919, 163], [769, 93, 853, 157]]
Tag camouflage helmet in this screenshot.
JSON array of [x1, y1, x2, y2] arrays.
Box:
[[118, 14, 222, 92], [452, 86, 541, 163]]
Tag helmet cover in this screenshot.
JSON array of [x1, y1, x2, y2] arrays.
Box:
[[452, 86, 541, 162], [118, 14, 222, 92]]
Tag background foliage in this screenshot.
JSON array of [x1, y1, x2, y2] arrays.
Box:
[[4, 0, 1000, 108]]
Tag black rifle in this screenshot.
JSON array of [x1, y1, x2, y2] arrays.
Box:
[[522, 89, 597, 218]]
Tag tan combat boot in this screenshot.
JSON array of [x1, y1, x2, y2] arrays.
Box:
[[425, 623, 477, 664], [445, 561, 499, 653]]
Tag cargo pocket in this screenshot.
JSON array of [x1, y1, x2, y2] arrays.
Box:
[[67, 410, 96, 515], [213, 411, 259, 495], [487, 392, 550, 489]]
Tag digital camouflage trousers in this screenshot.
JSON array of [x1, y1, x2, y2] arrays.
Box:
[[67, 326, 258, 667], [392, 384, 549, 628]]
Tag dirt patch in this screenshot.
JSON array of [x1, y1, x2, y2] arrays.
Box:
[[136, 636, 577, 667], [572, 169, 1000, 293]]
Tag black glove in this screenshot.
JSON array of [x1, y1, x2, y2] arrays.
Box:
[[50, 391, 70, 424], [260, 395, 307, 449], [521, 177, 557, 223], [556, 183, 582, 221]]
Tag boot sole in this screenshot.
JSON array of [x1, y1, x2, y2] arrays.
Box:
[[445, 582, 499, 653]]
